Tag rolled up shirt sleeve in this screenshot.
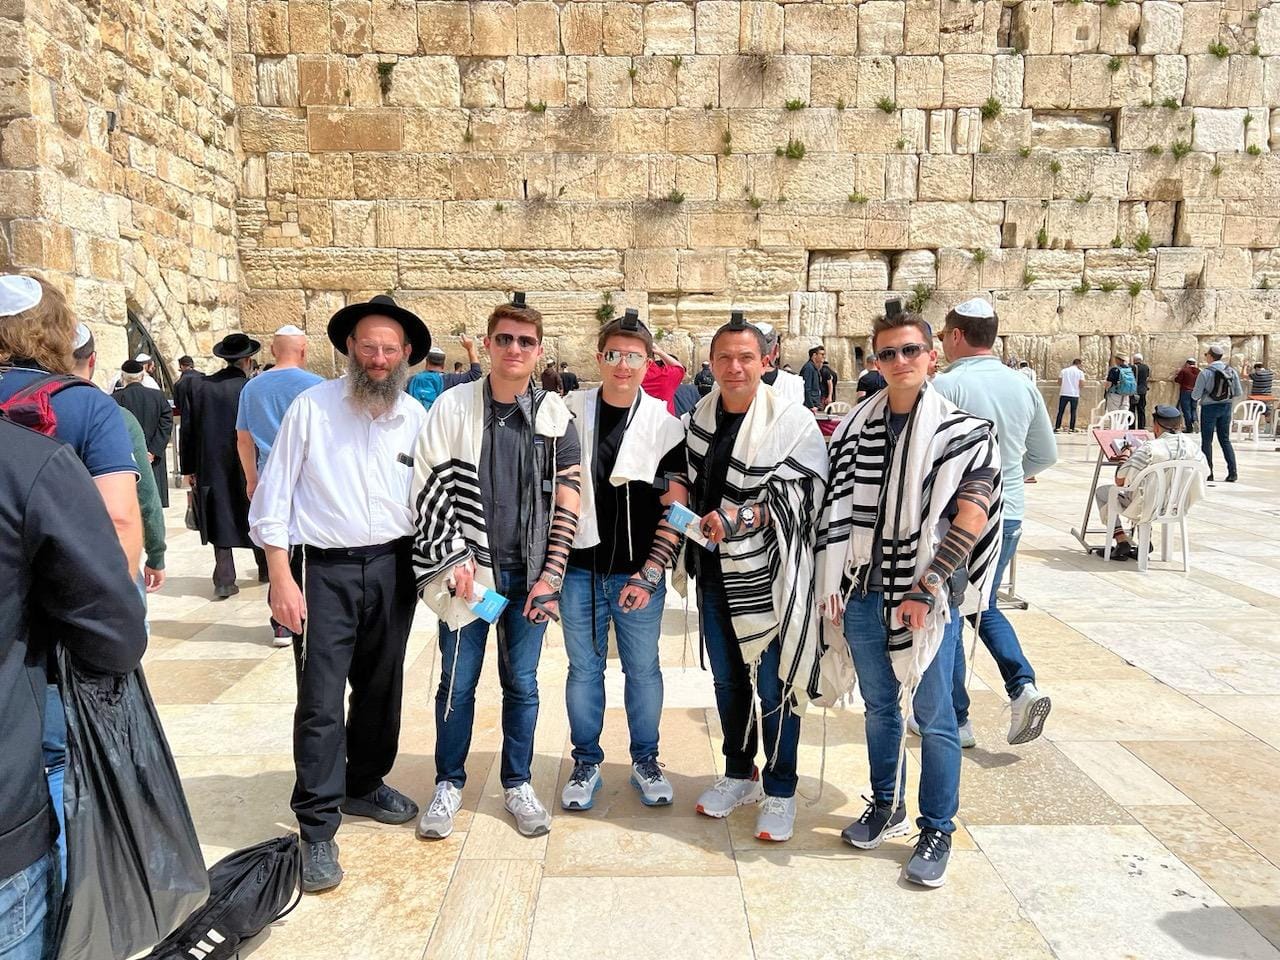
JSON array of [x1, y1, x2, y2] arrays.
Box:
[[249, 396, 307, 550]]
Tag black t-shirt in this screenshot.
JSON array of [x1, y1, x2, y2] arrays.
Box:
[[693, 402, 746, 586], [762, 369, 778, 386], [569, 398, 688, 576], [857, 370, 887, 396]]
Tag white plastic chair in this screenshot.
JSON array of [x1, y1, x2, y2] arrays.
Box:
[[824, 401, 851, 416], [1085, 399, 1108, 433], [1082, 407, 1134, 460], [1231, 399, 1265, 443], [1101, 458, 1206, 572]]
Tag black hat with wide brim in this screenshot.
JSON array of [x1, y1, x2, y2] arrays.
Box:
[[327, 295, 431, 366], [213, 332, 262, 360]]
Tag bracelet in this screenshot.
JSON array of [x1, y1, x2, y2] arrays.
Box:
[[627, 574, 657, 596], [902, 589, 936, 611], [715, 507, 739, 536]]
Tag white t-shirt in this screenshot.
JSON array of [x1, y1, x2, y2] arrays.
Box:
[[1059, 366, 1085, 398], [1019, 366, 1036, 382]]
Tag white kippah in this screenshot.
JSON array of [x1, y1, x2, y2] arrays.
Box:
[[274, 324, 306, 336], [134, 352, 152, 362], [73, 323, 92, 350], [953, 297, 995, 319], [0, 275, 42, 318]]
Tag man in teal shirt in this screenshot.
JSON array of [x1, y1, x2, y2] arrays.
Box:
[[933, 298, 1055, 747]]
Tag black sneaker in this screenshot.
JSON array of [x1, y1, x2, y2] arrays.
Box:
[[904, 828, 951, 887], [1112, 540, 1135, 561], [341, 783, 419, 825], [301, 839, 343, 893], [841, 795, 909, 849], [1225, 473, 1238, 483]]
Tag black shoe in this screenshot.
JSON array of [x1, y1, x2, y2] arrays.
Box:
[[301, 839, 343, 893], [213, 583, 239, 600], [1207, 473, 1215, 483], [842, 795, 909, 849], [1225, 473, 1238, 483], [1111, 540, 1135, 561], [905, 828, 952, 887], [341, 783, 420, 825]]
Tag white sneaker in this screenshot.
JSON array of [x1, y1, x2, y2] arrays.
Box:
[[505, 782, 552, 836], [695, 772, 763, 818], [754, 795, 796, 842], [561, 762, 601, 811], [630, 759, 674, 806], [958, 719, 977, 749], [1008, 683, 1052, 745], [416, 782, 462, 840]]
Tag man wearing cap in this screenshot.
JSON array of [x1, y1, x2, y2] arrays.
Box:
[[250, 295, 430, 892], [1192, 344, 1245, 482], [406, 333, 481, 412], [934, 298, 1055, 746], [114, 358, 173, 507], [1104, 355, 1136, 414], [181, 333, 263, 597], [1095, 405, 1207, 559], [236, 325, 323, 645], [756, 321, 806, 406], [1173, 358, 1200, 433], [411, 293, 582, 842], [694, 360, 715, 397]]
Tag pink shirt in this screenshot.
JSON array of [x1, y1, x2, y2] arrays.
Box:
[[642, 361, 685, 414]]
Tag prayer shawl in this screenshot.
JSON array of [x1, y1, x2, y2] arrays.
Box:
[[687, 383, 829, 705], [815, 383, 1004, 693], [767, 368, 805, 407], [566, 387, 684, 552], [410, 378, 572, 630]]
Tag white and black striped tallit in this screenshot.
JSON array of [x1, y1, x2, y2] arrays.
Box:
[[815, 381, 1004, 691], [409, 378, 572, 630], [686, 383, 829, 705]]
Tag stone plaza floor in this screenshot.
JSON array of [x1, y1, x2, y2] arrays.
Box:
[[142, 430, 1280, 960]]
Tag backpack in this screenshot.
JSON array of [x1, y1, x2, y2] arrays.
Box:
[[0, 372, 92, 436], [143, 836, 302, 960], [1207, 367, 1233, 403], [406, 370, 444, 411], [1114, 366, 1137, 396]]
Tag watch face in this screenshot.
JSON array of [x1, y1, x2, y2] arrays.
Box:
[[643, 566, 662, 584], [924, 572, 943, 587]]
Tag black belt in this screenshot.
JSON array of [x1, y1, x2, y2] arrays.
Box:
[[304, 538, 409, 562]]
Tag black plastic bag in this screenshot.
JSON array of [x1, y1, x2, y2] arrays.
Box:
[[55, 647, 209, 960], [144, 836, 302, 960]]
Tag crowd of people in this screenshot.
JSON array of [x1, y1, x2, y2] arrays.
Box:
[[1, 267, 1242, 955]]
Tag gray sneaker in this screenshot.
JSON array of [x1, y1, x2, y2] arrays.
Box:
[[416, 782, 462, 840], [958, 719, 977, 749], [842, 795, 909, 849], [561, 762, 602, 811], [754, 795, 796, 842], [904, 828, 951, 887], [630, 759, 674, 806], [1008, 683, 1052, 744], [505, 782, 552, 837]]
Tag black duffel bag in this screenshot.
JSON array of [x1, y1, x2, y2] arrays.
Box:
[[54, 648, 209, 960], [144, 836, 303, 960]]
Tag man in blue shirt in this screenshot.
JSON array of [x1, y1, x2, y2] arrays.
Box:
[[933, 298, 1055, 747], [236, 324, 323, 644], [406, 334, 482, 411], [1192, 344, 1245, 483], [800, 344, 825, 410]]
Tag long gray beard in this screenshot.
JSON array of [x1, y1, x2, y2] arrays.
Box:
[[347, 354, 409, 411]]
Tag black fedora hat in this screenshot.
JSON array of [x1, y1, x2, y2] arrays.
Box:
[[213, 332, 262, 360], [327, 294, 431, 366]]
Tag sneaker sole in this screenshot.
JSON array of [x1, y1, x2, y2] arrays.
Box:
[[755, 828, 792, 842], [512, 818, 551, 838], [301, 872, 344, 893], [842, 818, 910, 850], [340, 800, 419, 825], [1008, 696, 1053, 745], [630, 775, 673, 806], [695, 792, 763, 819], [903, 869, 947, 888], [416, 823, 453, 840], [561, 776, 603, 811]]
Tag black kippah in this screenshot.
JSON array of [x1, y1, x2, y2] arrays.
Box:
[[728, 309, 747, 330], [511, 291, 527, 308], [620, 307, 641, 331]]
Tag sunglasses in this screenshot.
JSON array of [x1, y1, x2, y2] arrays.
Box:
[[875, 342, 929, 364], [601, 349, 647, 369], [491, 332, 540, 352]]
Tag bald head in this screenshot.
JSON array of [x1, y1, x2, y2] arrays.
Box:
[[271, 332, 307, 367]]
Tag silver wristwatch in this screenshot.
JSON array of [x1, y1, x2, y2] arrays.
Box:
[[641, 564, 663, 586], [738, 505, 756, 532], [922, 571, 944, 593], [540, 571, 564, 591]]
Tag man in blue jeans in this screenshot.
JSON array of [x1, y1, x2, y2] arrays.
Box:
[[411, 295, 582, 841], [817, 305, 1004, 887], [1192, 345, 1244, 483], [934, 298, 1055, 746], [560, 313, 689, 810]]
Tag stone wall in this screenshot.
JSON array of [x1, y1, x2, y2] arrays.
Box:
[[0, 0, 240, 381]]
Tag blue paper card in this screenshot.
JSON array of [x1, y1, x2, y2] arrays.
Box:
[[469, 587, 509, 623], [667, 502, 717, 551]]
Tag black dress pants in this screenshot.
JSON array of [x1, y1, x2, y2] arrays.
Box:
[[291, 540, 417, 842], [1133, 392, 1148, 430], [269, 547, 306, 637]]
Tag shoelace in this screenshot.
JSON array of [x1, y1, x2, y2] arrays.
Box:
[[855, 794, 880, 825], [427, 785, 456, 817], [568, 762, 597, 787], [509, 784, 543, 815], [758, 795, 790, 816], [309, 841, 331, 862], [911, 830, 949, 863], [634, 759, 664, 783], [710, 775, 752, 796]]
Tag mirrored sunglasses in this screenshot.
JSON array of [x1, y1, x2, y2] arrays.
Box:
[[602, 349, 647, 370], [492, 332, 540, 351], [875, 342, 929, 364]]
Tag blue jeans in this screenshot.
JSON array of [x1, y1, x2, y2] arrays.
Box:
[[41, 688, 65, 887], [1054, 395, 1078, 430], [952, 519, 1036, 724], [435, 568, 546, 789], [1199, 401, 1237, 477], [844, 591, 961, 834], [561, 567, 665, 765], [0, 852, 55, 960], [1178, 389, 1197, 431], [698, 585, 800, 798]]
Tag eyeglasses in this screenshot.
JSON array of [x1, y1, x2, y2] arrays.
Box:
[[874, 342, 929, 364], [601, 349, 647, 370], [353, 342, 404, 359], [492, 333, 540, 352]]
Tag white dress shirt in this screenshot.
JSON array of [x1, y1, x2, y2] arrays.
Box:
[[249, 376, 427, 551]]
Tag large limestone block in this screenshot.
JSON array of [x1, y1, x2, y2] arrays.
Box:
[[560, 4, 601, 54], [471, 2, 516, 56], [740, 1, 784, 54], [917, 154, 972, 201], [784, 4, 857, 55], [937, 0, 995, 54], [1024, 250, 1085, 289], [1223, 198, 1280, 247], [1022, 55, 1071, 109], [1192, 107, 1246, 153], [1204, 247, 1253, 288], [973, 155, 1052, 199], [1227, 56, 1265, 107], [727, 249, 807, 295], [240, 107, 307, 151], [836, 291, 893, 338], [1186, 54, 1230, 107], [1132, 290, 1215, 338], [1046, 199, 1119, 249], [809, 251, 891, 291], [332, 199, 377, 245], [903, 0, 940, 55], [1032, 113, 1113, 150], [992, 54, 1024, 108], [1150, 54, 1187, 104], [1059, 290, 1136, 335], [386, 57, 461, 107], [695, 1, 739, 55], [1084, 249, 1156, 287], [1053, 0, 1100, 54], [417, 2, 470, 54], [330, 0, 373, 54], [859, 2, 904, 56], [1155, 248, 1206, 290], [643, 2, 694, 55], [856, 55, 896, 109], [1175, 198, 1225, 247], [1070, 55, 1114, 109], [991, 291, 1063, 336], [790, 292, 838, 338], [1011, 0, 1053, 55], [1099, 2, 1141, 55], [890, 249, 937, 290], [624, 247, 678, 291], [371, 0, 417, 54], [942, 54, 992, 107], [1211, 155, 1280, 200], [293, 153, 356, 199], [586, 57, 633, 108], [460, 58, 506, 108], [516, 2, 560, 55], [1116, 106, 1193, 150], [811, 56, 859, 107], [289, 0, 333, 53], [307, 108, 402, 151], [1216, 290, 1280, 335], [399, 248, 622, 290], [602, 2, 644, 55], [908, 202, 1001, 248], [1138, 2, 1183, 55]]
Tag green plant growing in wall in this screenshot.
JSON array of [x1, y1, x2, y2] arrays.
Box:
[[628, 65, 637, 79], [980, 96, 1002, 120], [1146, 144, 1164, 156], [748, 195, 763, 209], [1170, 140, 1191, 160], [1243, 113, 1254, 127], [1022, 268, 1037, 288], [669, 55, 683, 70], [971, 248, 988, 265], [848, 192, 869, 204], [704, 102, 714, 110], [377, 61, 395, 95], [1110, 234, 1123, 248], [908, 284, 933, 312], [1019, 146, 1031, 158], [782, 138, 806, 160], [665, 188, 685, 204], [1105, 0, 1121, 6], [1211, 163, 1224, 176], [1161, 97, 1180, 109], [1128, 280, 1144, 297], [1074, 191, 1093, 203], [525, 100, 548, 113], [494, 201, 504, 212], [876, 96, 896, 114], [1073, 280, 1091, 295], [836, 97, 846, 111], [1036, 226, 1049, 248], [1108, 56, 1123, 73], [1207, 41, 1229, 59], [895, 137, 909, 150], [1247, 144, 1262, 156], [785, 99, 807, 111], [1134, 232, 1152, 252], [596, 291, 615, 323], [1100, 280, 1119, 292], [1049, 158, 1063, 175]]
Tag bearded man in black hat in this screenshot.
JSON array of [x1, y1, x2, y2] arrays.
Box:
[[249, 295, 429, 892], [180, 332, 262, 597]]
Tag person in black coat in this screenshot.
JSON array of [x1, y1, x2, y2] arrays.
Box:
[[114, 360, 173, 506], [180, 333, 261, 598]]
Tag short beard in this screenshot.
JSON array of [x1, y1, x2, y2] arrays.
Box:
[[347, 353, 409, 411]]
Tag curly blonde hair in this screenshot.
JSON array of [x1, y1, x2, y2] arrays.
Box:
[[0, 276, 77, 374]]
